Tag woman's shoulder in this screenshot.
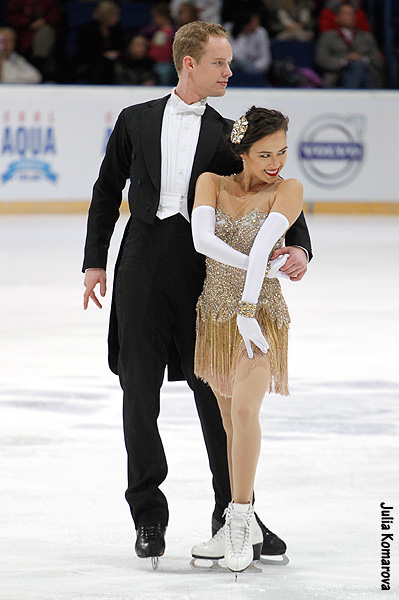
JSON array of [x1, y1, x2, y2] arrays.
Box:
[[271, 178, 303, 224], [197, 172, 226, 188], [275, 178, 303, 201]]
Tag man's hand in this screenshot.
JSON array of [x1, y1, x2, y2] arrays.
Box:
[[83, 268, 107, 309], [269, 246, 308, 281]]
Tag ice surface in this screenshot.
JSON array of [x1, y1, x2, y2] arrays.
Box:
[[0, 214, 398, 599]]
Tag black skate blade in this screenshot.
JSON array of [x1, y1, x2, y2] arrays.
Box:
[[260, 553, 289, 566], [190, 558, 262, 574]]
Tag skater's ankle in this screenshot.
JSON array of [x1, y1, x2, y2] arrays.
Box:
[[231, 501, 252, 512]]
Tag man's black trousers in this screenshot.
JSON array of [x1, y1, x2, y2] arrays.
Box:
[[115, 213, 231, 529]]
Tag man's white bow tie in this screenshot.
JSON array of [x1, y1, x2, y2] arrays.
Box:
[[175, 103, 206, 116]]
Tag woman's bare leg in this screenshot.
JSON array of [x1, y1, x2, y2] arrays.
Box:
[[230, 352, 271, 504], [212, 390, 234, 500]]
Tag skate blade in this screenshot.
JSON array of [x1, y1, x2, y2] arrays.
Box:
[[227, 561, 263, 575], [190, 558, 225, 572], [190, 558, 262, 574], [151, 556, 160, 570], [260, 553, 289, 567]]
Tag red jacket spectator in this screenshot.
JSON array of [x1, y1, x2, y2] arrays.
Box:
[[318, 2, 370, 33], [142, 3, 175, 64], [148, 25, 174, 63]]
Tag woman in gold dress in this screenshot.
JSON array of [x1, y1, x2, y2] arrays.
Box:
[[191, 107, 303, 572]]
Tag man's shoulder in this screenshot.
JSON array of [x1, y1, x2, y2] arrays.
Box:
[[120, 94, 170, 117], [204, 103, 233, 128]]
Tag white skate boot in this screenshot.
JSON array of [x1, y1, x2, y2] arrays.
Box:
[[191, 524, 226, 560], [224, 502, 255, 573], [191, 513, 262, 560], [191, 524, 225, 569]]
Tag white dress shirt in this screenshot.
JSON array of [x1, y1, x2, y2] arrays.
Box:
[[157, 90, 206, 222]]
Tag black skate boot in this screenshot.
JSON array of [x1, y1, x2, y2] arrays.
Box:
[[135, 524, 166, 568], [254, 513, 287, 556]]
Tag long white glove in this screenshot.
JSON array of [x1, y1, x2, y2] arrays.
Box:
[[192, 205, 289, 278], [237, 212, 289, 358], [191, 205, 249, 270]]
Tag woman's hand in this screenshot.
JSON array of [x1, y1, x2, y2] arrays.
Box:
[[270, 246, 308, 281], [237, 315, 269, 359], [267, 254, 290, 279]]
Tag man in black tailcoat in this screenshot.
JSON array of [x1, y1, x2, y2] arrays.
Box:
[[83, 21, 312, 560]]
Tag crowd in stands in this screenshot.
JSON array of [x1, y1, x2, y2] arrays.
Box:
[[0, 0, 392, 89]]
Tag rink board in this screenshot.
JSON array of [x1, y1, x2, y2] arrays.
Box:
[[0, 85, 398, 210]]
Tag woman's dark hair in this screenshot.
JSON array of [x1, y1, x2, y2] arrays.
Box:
[[228, 106, 289, 160]]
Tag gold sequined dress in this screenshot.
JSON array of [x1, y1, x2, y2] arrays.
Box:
[[194, 175, 290, 397]]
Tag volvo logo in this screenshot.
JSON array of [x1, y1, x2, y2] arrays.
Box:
[[298, 114, 365, 189]]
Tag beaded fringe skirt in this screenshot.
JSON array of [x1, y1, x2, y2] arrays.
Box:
[[194, 306, 289, 398]]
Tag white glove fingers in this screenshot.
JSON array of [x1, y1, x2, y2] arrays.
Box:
[[244, 337, 253, 359], [254, 334, 269, 354], [272, 254, 289, 269], [267, 253, 290, 279]]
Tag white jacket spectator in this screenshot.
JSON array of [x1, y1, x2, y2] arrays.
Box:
[[0, 27, 42, 83], [224, 15, 271, 75]]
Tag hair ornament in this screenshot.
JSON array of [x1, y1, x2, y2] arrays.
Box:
[[230, 115, 248, 144]]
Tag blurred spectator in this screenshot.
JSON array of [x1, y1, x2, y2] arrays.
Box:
[[223, 1, 270, 29], [313, 0, 325, 17], [170, 0, 222, 24], [142, 3, 176, 86], [0, 26, 42, 82], [73, 0, 123, 84], [6, 0, 60, 80], [315, 2, 384, 88], [175, 3, 199, 27], [224, 9, 272, 82], [265, 0, 316, 40], [318, 0, 370, 33], [270, 55, 323, 87], [114, 34, 158, 85]]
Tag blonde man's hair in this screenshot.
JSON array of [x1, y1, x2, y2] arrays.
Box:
[[172, 21, 229, 74]]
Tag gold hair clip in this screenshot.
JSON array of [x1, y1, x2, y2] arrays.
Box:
[[230, 115, 248, 144]]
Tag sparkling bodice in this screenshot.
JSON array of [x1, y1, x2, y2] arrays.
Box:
[[197, 207, 290, 327]]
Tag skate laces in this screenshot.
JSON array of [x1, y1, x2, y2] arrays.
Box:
[[226, 506, 252, 557], [141, 524, 163, 541]]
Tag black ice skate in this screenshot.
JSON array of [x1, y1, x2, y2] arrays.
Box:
[[135, 524, 166, 570], [254, 514, 289, 565]]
